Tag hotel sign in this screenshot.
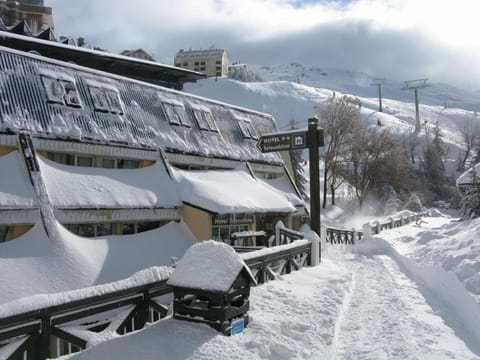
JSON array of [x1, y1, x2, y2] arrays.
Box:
[[213, 214, 255, 226]]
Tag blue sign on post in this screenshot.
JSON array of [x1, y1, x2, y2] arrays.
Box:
[[231, 318, 244, 335]]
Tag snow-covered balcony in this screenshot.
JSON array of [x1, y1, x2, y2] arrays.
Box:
[[38, 156, 181, 226], [171, 166, 298, 244]]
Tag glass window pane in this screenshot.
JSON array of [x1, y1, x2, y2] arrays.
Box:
[[122, 223, 135, 235], [117, 159, 140, 169], [96, 223, 113, 236], [163, 103, 180, 125], [89, 87, 109, 112], [77, 224, 95, 237], [137, 222, 160, 234], [47, 152, 75, 165], [77, 156, 93, 167], [41, 76, 65, 104], [0, 226, 9, 243], [105, 90, 124, 115], [102, 158, 116, 168], [193, 109, 209, 130]]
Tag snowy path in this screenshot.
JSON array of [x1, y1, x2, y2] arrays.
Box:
[[333, 254, 479, 360]]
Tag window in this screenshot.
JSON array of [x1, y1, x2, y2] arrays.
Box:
[[232, 112, 259, 139], [212, 224, 249, 242], [216, 60, 221, 65], [77, 156, 93, 167], [122, 223, 135, 235], [41, 75, 82, 108], [47, 152, 75, 165], [0, 226, 8, 243], [102, 158, 116, 168], [89, 86, 124, 115], [183, 62, 188, 66], [137, 221, 161, 233], [96, 223, 113, 236], [175, 63, 181, 67], [161, 98, 191, 127], [191, 104, 219, 132], [117, 159, 140, 169], [46, 153, 141, 169]]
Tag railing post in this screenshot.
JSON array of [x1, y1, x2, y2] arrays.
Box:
[[286, 255, 292, 274], [362, 224, 372, 238], [352, 228, 357, 245], [134, 290, 149, 330], [39, 310, 51, 360]]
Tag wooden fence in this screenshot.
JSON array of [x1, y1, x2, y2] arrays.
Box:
[[325, 211, 429, 246]]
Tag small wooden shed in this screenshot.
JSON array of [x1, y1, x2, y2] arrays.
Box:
[[167, 241, 256, 335]]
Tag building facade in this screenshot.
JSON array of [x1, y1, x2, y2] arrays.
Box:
[[175, 48, 229, 78], [0, 0, 54, 33], [0, 43, 305, 246]]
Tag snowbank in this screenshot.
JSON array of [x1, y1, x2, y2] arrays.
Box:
[[0, 151, 37, 208], [0, 221, 196, 304]]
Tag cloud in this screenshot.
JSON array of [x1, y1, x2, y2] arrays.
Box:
[[44, 0, 480, 89]]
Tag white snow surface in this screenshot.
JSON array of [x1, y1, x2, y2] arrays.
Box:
[[0, 151, 37, 208], [38, 156, 180, 209], [62, 213, 480, 359], [0, 220, 196, 304], [171, 166, 296, 214], [168, 240, 254, 292]]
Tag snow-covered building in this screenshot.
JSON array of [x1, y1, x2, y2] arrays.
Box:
[[0, 37, 305, 246], [175, 48, 229, 78], [0, 0, 54, 33]]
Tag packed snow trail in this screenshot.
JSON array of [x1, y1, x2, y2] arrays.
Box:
[[333, 253, 479, 360]]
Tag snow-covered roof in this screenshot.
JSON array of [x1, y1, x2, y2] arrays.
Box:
[[456, 163, 480, 187], [0, 46, 282, 164], [0, 220, 196, 304], [167, 240, 255, 292], [38, 156, 180, 209], [262, 175, 304, 207], [171, 167, 297, 214], [0, 151, 37, 209]]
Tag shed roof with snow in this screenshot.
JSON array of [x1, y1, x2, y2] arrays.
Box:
[[167, 240, 256, 292]]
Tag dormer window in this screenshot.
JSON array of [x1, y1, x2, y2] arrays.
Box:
[[41, 75, 82, 108], [232, 112, 259, 139], [161, 97, 191, 127], [190, 103, 219, 132], [87, 83, 124, 115]]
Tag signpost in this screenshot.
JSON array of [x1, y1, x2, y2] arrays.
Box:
[[257, 118, 324, 261], [256, 128, 324, 153]]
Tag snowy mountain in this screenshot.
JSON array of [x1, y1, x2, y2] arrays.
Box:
[[185, 63, 479, 181]]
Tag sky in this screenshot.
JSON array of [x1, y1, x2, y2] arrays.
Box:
[[44, 0, 480, 91]]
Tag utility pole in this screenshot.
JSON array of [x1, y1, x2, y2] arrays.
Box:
[[401, 78, 429, 133], [371, 78, 385, 112]]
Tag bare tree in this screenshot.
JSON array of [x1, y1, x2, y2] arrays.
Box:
[[457, 114, 480, 170], [316, 94, 361, 208], [341, 123, 408, 208]]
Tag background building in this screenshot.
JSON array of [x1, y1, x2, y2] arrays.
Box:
[[0, 0, 54, 32], [175, 47, 229, 77]]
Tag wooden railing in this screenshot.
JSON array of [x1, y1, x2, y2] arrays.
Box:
[[242, 242, 312, 285], [0, 241, 312, 359], [325, 211, 429, 245], [277, 227, 304, 245], [326, 227, 362, 245]]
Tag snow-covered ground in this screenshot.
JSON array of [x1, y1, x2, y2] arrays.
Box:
[[59, 212, 480, 359]]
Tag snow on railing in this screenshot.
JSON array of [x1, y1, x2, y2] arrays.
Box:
[[326, 210, 430, 245], [0, 239, 313, 360]]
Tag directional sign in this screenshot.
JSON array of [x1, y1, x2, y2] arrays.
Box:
[[257, 128, 324, 153]]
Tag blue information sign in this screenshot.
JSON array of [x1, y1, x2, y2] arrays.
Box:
[[231, 318, 244, 335]]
